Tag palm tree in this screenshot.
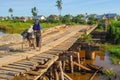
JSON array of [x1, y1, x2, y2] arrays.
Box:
[[56, 0, 62, 16], [8, 8, 13, 18], [31, 7, 38, 18]]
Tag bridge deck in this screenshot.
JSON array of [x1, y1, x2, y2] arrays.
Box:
[[0, 25, 97, 80]]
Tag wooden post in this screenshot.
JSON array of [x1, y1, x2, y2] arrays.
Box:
[[58, 61, 64, 80], [69, 55, 74, 73], [53, 68, 59, 80], [77, 52, 81, 71], [53, 63, 59, 80], [49, 67, 53, 80], [62, 60, 65, 71]]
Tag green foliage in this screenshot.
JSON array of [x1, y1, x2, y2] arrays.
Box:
[[0, 20, 59, 34], [8, 8, 13, 18], [106, 21, 120, 44], [111, 56, 119, 64], [72, 14, 84, 24], [78, 34, 93, 43], [104, 43, 120, 64], [87, 20, 96, 25], [104, 68, 115, 77], [31, 7, 38, 17], [110, 48, 120, 64], [61, 14, 72, 24], [0, 20, 31, 33], [47, 18, 60, 23]]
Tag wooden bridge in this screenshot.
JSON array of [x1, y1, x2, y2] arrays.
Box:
[[0, 25, 97, 80]]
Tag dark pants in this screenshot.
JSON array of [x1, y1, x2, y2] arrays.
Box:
[[34, 31, 41, 47]]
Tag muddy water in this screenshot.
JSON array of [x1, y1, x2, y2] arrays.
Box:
[[67, 50, 120, 80], [67, 72, 99, 80]]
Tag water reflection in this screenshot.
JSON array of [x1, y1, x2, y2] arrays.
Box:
[[67, 50, 120, 80], [0, 32, 4, 36], [95, 52, 120, 71], [67, 72, 98, 80]]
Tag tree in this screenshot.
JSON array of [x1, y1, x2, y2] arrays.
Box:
[[31, 7, 38, 17], [62, 14, 72, 24], [72, 14, 84, 24], [8, 8, 13, 18], [56, 0, 62, 16]]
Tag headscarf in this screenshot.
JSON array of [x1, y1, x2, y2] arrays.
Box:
[[33, 19, 42, 30]]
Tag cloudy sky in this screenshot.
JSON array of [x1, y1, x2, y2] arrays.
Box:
[[0, 0, 119, 17]]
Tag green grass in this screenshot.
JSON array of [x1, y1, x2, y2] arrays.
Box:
[[104, 43, 120, 64], [0, 20, 60, 34]]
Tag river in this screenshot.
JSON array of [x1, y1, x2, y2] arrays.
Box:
[[67, 50, 120, 80]]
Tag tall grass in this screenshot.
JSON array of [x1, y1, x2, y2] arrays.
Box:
[[0, 20, 60, 34], [104, 43, 120, 64]]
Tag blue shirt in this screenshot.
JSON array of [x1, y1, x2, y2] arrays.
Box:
[[33, 19, 42, 30], [33, 24, 42, 30]]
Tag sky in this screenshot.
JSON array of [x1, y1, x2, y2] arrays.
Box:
[[0, 0, 120, 17]]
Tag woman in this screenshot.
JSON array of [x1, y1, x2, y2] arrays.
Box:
[[33, 19, 42, 51]]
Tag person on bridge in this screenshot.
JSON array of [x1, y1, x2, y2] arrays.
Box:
[[33, 19, 42, 51], [27, 25, 35, 49]]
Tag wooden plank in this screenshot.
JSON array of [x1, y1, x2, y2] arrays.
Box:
[[0, 69, 19, 76], [31, 57, 48, 62], [15, 61, 38, 66], [30, 59, 45, 65], [25, 71, 40, 76], [0, 67, 26, 74], [0, 74, 14, 79], [9, 63, 35, 70], [63, 72, 73, 80], [36, 65, 48, 69], [34, 58, 48, 62], [73, 62, 91, 71], [4, 65, 31, 71], [0, 79, 7, 80], [33, 56, 59, 80]]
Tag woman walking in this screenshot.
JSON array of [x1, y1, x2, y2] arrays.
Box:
[[33, 19, 42, 51]]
